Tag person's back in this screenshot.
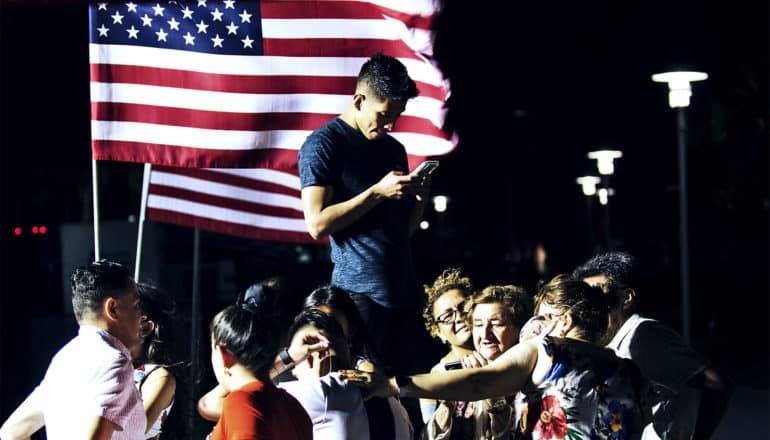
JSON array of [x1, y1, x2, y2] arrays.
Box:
[[207, 288, 312, 440], [214, 379, 311, 440], [43, 326, 145, 439], [516, 337, 651, 440], [572, 251, 733, 439]]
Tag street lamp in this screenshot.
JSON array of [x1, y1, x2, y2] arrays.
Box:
[[576, 176, 601, 252], [587, 149, 622, 250], [652, 70, 708, 344], [587, 150, 623, 175], [576, 176, 601, 196]]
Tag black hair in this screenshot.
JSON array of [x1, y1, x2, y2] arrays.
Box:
[[357, 52, 418, 102], [571, 251, 636, 290], [572, 251, 637, 311], [210, 286, 281, 379], [71, 259, 134, 321], [136, 282, 178, 366], [134, 282, 190, 440], [302, 285, 376, 364]]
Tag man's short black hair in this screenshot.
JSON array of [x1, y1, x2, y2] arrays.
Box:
[[572, 251, 636, 291], [71, 259, 134, 321], [357, 52, 418, 102]]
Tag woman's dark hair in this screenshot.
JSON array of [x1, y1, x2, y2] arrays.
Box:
[[534, 274, 609, 344], [136, 282, 178, 366], [302, 285, 371, 361], [135, 282, 189, 440], [210, 285, 281, 379]]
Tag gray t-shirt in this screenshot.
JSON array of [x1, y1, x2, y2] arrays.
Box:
[[298, 118, 419, 308]]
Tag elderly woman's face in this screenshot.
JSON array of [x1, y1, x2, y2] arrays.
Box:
[[472, 302, 519, 361], [432, 289, 471, 348]]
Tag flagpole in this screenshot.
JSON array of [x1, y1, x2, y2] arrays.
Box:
[[134, 164, 152, 281], [188, 228, 202, 431], [91, 159, 101, 261]]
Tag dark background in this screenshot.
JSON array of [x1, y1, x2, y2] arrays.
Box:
[[1, 0, 767, 437]]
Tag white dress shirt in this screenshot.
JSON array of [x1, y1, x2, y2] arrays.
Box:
[[34, 325, 145, 439]]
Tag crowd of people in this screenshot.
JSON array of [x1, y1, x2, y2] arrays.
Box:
[[0, 53, 733, 439]]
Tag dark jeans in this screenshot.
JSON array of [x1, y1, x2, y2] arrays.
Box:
[[349, 293, 444, 436], [349, 293, 441, 376]]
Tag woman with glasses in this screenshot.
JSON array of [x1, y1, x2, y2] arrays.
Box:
[[424, 284, 532, 439], [342, 275, 653, 440], [420, 269, 476, 426]]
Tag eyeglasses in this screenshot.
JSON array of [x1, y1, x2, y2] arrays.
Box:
[[434, 303, 465, 326]]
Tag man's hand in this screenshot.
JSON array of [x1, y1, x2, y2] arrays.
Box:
[[371, 171, 418, 200]]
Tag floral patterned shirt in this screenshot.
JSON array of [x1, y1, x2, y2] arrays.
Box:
[[514, 337, 652, 440]]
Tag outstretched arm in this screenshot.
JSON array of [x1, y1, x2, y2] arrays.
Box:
[[0, 389, 45, 440], [301, 171, 418, 239], [342, 339, 540, 402]]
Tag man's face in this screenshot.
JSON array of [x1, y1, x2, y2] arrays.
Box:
[[112, 283, 146, 349], [582, 274, 623, 342], [356, 94, 406, 140], [472, 302, 519, 361]]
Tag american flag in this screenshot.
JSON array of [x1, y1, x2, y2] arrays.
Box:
[[147, 165, 316, 243], [88, 0, 453, 169], [89, 1, 452, 243]]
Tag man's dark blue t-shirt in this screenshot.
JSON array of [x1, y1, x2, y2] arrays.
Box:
[[298, 118, 420, 309]]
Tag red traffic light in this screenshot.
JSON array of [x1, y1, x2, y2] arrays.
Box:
[[13, 227, 22, 236], [39, 225, 47, 234]]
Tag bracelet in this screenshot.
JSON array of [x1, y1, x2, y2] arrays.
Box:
[[279, 348, 294, 366]]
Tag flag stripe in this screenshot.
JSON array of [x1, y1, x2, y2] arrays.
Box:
[[149, 185, 303, 218], [91, 103, 446, 138], [148, 208, 318, 243], [90, 62, 446, 99], [92, 121, 452, 157]]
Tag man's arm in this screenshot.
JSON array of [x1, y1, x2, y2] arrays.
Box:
[[690, 366, 733, 439], [301, 171, 417, 240], [0, 389, 45, 440], [84, 416, 118, 440]]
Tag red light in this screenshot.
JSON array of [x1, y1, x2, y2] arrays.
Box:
[[39, 225, 47, 234], [13, 227, 22, 236], [31, 226, 39, 234]]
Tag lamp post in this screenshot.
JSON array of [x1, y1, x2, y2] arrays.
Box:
[[652, 71, 707, 344], [577, 176, 601, 252], [587, 149, 622, 250]]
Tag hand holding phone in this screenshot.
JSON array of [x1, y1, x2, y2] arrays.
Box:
[[412, 160, 439, 178]]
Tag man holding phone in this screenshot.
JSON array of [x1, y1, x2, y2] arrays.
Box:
[[298, 53, 438, 378]]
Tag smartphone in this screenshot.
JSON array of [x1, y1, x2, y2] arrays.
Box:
[[444, 360, 462, 370], [412, 160, 439, 177]]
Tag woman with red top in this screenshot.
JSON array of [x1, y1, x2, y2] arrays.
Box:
[[206, 288, 312, 440]]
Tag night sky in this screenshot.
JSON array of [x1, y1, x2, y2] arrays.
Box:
[[1, 0, 768, 427]]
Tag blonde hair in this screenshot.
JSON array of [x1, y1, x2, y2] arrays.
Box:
[[465, 285, 533, 330]]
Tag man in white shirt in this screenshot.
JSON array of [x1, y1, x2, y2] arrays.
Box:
[[573, 251, 733, 440], [0, 260, 147, 440]]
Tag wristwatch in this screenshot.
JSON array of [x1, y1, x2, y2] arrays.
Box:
[[279, 348, 294, 366]]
